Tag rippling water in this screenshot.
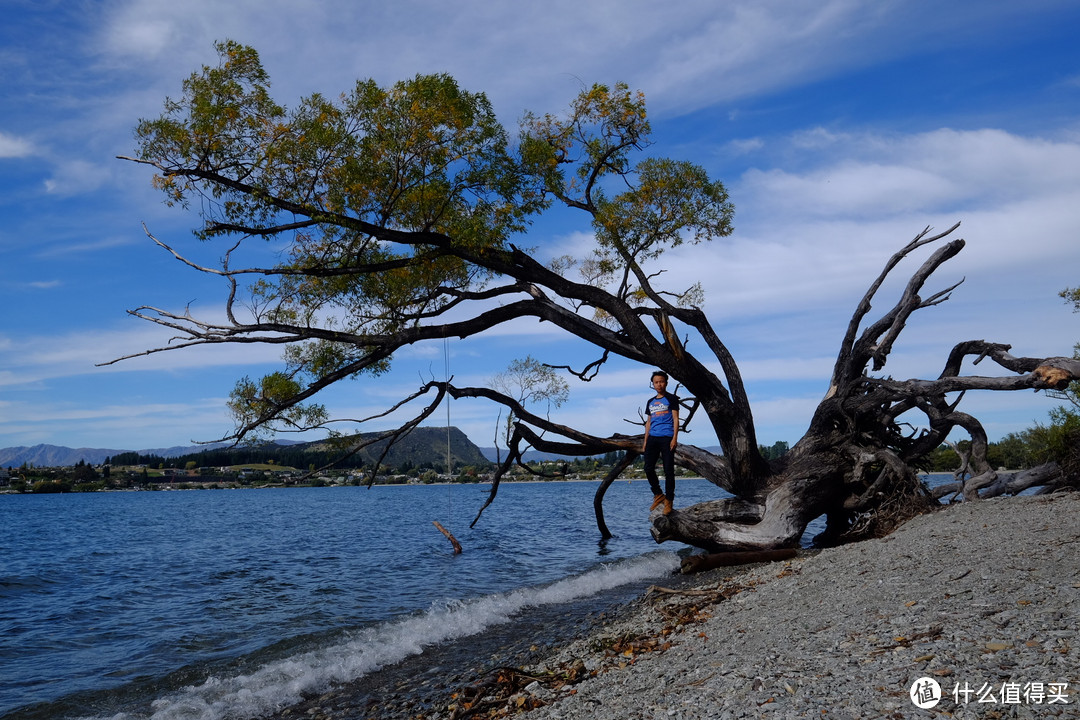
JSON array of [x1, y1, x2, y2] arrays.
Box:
[[1, 478, 751, 720]]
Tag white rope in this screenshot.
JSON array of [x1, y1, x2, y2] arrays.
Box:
[[444, 336, 452, 523]]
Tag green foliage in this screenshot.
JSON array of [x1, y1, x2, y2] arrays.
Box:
[[135, 42, 556, 439], [492, 356, 570, 408], [1027, 407, 1080, 476], [917, 444, 960, 472], [1036, 321, 1080, 477], [1060, 286, 1080, 312], [107, 428, 488, 477], [137, 40, 284, 210], [72, 459, 98, 484], [594, 158, 733, 263], [31, 480, 70, 493], [492, 356, 570, 444], [520, 81, 733, 287], [227, 372, 328, 441], [758, 440, 789, 461], [519, 82, 649, 204], [986, 432, 1034, 470], [132, 43, 736, 444]]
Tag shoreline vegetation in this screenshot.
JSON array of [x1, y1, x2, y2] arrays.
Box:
[[274, 491, 1079, 719], [0, 470, 1022, 495], [0, 467, 689, 494], [0, 456, 1024, 495], [1, 426, 1045, 495]]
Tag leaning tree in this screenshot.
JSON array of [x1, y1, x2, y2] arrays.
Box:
[[110, 42, 1079, 551]]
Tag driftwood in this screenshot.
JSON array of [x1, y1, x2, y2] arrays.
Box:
[[680, 548, 798, 574], [932, 461, 1070, 500], [433, 520, 463, 554]]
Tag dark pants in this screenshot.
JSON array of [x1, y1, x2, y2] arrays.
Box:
[[643, 435, 675, 500]]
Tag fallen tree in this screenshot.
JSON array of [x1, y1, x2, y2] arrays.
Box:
[[109, 41, 1078, 552]]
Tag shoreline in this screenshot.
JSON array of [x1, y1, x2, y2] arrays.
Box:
[[3, 471, 986, 495], [278, 492, 1078, 719]]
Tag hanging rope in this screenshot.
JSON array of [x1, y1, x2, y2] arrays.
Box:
[[445, 336, 452, 519], [433, 336, 462, 554]]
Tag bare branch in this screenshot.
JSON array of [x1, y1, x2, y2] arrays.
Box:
[[544, 349, 611, 381], [830, 222, 963, 389]]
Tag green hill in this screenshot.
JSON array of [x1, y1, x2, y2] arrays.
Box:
[[107, 427, 490, 472]]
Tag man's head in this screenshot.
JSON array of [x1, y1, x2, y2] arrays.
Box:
[[651, 371, 669, 392]]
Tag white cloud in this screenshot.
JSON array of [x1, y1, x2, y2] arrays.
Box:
[[742, 164, 959, 219], [736, 128, 1080, 222], [35, 235, 136, 258], [0, 314, 285, 388], [0, 397, 235, 449], [726, 138, 765, 155], [88, 0, 1026, 123], [43, 159, 113, 196], [0, 130, 34, 158]]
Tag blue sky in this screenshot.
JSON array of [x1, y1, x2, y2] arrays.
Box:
[[2, 0, 1079, 453]]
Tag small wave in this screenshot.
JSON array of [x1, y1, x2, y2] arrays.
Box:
[[0, 572, 62, 597], [85, 552, 678, 720]]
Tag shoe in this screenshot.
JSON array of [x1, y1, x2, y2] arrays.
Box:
[[650, 494, 665, 511], [663, 498, 673, 515]]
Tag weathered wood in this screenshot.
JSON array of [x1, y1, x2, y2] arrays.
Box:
[[980, 461, 1067, 498], [594, 451, 639, 539], [650, 474, 835, 552], [637, 225, 1076, 551], [433, 520, 463, 554], [680, 548, 798, 574]]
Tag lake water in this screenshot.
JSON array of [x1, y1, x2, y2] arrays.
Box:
[[1, 475, 966, 719]]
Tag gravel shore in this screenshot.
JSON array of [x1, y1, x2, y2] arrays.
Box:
[[518, 492, 1080, 720], [285, 492, 1079, 719]]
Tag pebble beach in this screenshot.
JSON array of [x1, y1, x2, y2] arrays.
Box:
[[282, 492, 1079, 719]]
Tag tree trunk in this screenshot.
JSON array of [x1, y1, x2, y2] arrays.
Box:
[[647, 445, 936, 552], [636, 226, 1079, 552], [679, 548, 798, 574], [117, 60, 1076, 561]]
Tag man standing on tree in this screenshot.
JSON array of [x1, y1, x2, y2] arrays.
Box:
[[642, 370, 679, 515]]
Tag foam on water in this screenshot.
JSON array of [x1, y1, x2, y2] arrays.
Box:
[[89, 551, 679, 720]]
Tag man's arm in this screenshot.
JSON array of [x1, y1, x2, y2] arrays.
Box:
[[670, 398, 679, 449]]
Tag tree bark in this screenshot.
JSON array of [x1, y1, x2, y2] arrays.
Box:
[[936, 461, 1072, 499], [680, 548, 798, 574], [433, 521, 463, 554]]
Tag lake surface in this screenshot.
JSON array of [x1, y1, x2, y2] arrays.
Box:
[[0, 478, 754, 719], [1, 475, 968, 719]]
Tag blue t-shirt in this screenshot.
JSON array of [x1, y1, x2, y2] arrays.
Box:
[[645, 393, 677, 437]]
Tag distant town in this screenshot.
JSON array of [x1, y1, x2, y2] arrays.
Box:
[[0, 451, 649, 493], [0, 428, 1033, 494]]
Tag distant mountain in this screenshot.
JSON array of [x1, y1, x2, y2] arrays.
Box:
[[0, 442, 245, 468], [0, 429, 487, 469], [1, 435, 715, 469], [135, 442, 233, 458], [0, 444, 127, 468], [300, 427, 489, 469]]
